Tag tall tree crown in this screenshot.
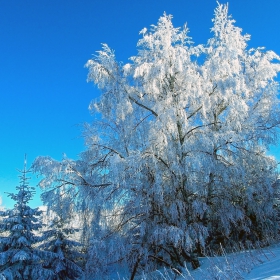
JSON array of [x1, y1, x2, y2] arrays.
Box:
[[33, 4, 280, 278]]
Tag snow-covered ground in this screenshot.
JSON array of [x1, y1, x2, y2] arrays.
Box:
[[146, 244, 280, 280], [188, 244, 280, 280], [112, 244, 280, 279], [244, 245, 280, 280]]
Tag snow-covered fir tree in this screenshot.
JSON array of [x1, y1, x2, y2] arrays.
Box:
[[39, 189, 84, 280], [0, 162, 54, 279], [33, 3, 280, 278]]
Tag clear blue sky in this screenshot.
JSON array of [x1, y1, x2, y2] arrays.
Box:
[[1, 0, 280, 208]]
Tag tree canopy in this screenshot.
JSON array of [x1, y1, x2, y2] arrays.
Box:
[[33, 3, 280, 279]]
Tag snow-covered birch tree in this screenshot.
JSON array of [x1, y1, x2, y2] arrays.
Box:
[[33, 3, 280, 278]]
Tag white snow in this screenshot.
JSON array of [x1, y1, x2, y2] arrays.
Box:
[[146, 244, 280, 280], [186, 244, 280, 280], [244, 245, 280, 280]]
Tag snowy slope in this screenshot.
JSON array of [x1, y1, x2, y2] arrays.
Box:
[[112, 244, 280, 279], [174, 244, 280, 280], [244, 246, 280, 280]]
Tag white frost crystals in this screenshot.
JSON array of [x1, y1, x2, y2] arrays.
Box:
[[33, 3, 280, 279]]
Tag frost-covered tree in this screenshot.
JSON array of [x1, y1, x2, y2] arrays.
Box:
[[39, 218, 84, 280], [0, 164, 54, 279], [33, 3, 280, 278], [39, 191, 84, 280]]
